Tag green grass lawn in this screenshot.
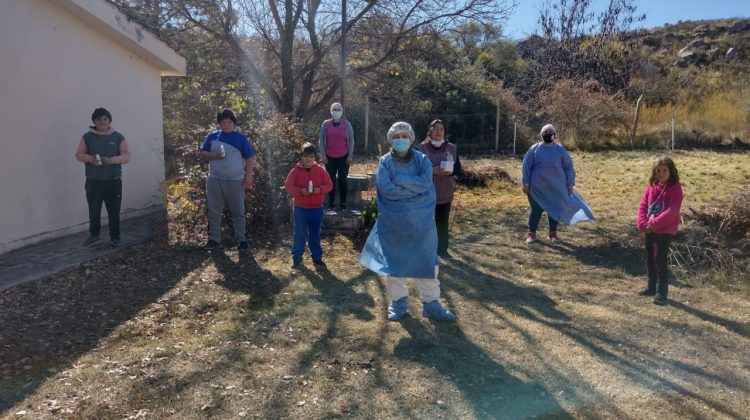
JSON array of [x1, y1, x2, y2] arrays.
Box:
[[1, 150, 749, 419]]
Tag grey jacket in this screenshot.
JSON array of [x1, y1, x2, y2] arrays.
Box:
[[318, 119, 354, 158]]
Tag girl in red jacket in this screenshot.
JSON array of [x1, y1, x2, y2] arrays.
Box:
[[284, 143, 333, 268], [636, 156, 683, 305]]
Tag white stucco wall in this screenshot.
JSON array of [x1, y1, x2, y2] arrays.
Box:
[[0, 0, 178, 253]]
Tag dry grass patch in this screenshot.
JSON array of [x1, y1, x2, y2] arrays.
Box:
[[2, 150, 749, 419]]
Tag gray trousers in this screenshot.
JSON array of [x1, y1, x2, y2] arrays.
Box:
[[206, 177, 247, 242]]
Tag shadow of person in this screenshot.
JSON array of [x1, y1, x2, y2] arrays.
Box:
[[439, 257, 570, 323], [442, 250, 746, 418], [564, 240, 644, 277], [211, 247, 285, 310], [394, 317, 573, 419], [299, 266, 375, 321], [669, 300, 750, 338]]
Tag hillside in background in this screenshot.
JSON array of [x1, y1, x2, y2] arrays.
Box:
[[625, 18, 750, 148], [507, 17, 750, 150], [632, 18, 749, 70]]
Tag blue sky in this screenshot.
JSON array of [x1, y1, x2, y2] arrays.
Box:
[[502, 0, 749, 39]]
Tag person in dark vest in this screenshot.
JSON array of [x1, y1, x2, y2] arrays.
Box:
[[75, 107, 131, 248], [415, 119, 461, 260], [318, 102, 354, 211]]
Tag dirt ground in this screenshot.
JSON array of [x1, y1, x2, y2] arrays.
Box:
[[1, 150, 749, 419]]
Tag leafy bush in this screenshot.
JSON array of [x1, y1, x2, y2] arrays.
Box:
[[249, 112, 310, 227], [164, 111, 309, 245]]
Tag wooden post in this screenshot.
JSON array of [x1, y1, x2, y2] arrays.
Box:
[[513, 122, 517, 155], [671, 114, 675, 151], [364, 95, 369, 152], [494, 99, 500, 152], [631, 94, 643, 147]]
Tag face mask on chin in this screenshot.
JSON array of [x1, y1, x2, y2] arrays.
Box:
[[542, 134, 555, 143], [331, 111, 343, 120], [392, 139, 411, 153], [430, 139, 444, 147]]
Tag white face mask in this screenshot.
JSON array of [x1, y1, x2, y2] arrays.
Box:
[[430, 139, 444, 147], [331, 111, 343, 120]]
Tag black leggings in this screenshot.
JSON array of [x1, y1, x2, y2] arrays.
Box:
[[326, 155, 349, 205], [645, 233, 673, 296], [435, 203, 451, 254], [85, 178, 122, 240]]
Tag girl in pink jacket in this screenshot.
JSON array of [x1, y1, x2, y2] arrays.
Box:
[[636, 156, 683, 305]]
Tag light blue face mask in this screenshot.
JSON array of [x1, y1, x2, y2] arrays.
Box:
[[392, 138, 411, 153]]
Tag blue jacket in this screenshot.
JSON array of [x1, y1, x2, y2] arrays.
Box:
[[360, 150, 438, 278]]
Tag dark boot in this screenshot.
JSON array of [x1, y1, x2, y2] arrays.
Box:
[[639, 277, 656, 296], [653, 277, 668, 305]]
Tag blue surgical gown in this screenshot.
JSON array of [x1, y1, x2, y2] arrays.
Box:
[[521, 142, 595, 225], [360, 150, 439, 278]]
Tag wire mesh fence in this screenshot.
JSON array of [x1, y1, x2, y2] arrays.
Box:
[[344, 80, 750, 156], [347, 109, 555, 157]]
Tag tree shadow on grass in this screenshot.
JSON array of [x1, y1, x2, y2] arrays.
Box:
[[106, 269, 378, 419], [0, 242, 207, 413], [442, 250, 748, 418], [259, 268, 379, 417], [394, 318, 573, 419]]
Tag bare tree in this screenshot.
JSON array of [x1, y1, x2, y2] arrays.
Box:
[[515, 0, 645, 98], [539, 79, 628, 148], [165, 0, 515, 118], [538, 0, 644, 41]]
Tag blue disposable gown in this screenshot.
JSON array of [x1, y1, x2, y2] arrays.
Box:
[[360, 150, 439, 278], [521, 142, 595, 225]]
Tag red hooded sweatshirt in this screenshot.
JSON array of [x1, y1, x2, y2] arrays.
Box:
[[284, 161, 333, 209], [637, 182, 683, 235]]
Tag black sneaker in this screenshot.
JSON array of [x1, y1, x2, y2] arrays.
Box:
[[653, 294, 668, 305], [204, 240, 219, 250], [313, 260, 327, 268], [238, 241, 249, 250], [111, 239, 123, 248], [83, 235, 100, 246], [638, 288, 656, 296], [291, 256, 303, 269], [438, 250, 452, 260]]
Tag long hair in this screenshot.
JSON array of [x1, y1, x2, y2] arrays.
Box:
[[649, 156, 680, 185]]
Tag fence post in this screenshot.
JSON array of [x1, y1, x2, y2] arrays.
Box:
[[364, 95, 369, 152], [495, 98, 500, 152], [631, 94, 643, 148], [513, 122, 517, 155], [671, 114, 675, 151]]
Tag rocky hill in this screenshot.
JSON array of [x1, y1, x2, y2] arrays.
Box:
[[632, 18, 749, 69]]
